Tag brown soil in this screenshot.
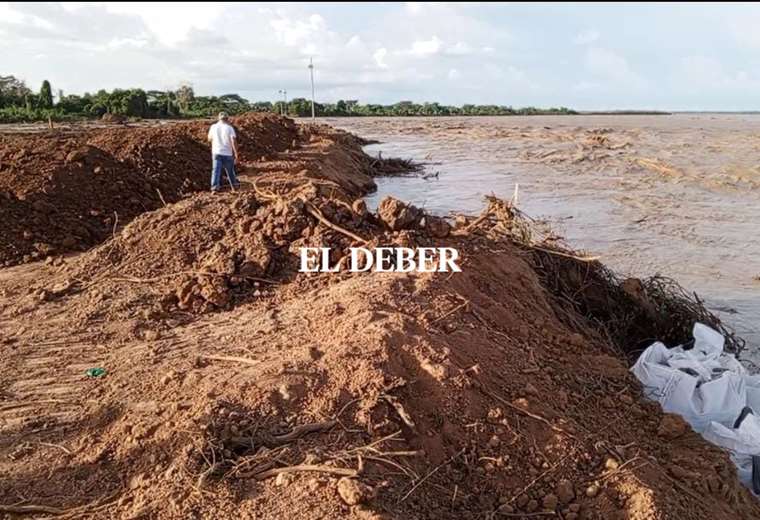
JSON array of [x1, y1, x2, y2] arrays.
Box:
[[0, 114, 302, 266], [1, 116, 758, 519]]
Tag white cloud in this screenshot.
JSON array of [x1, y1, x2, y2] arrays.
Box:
[[270, 13, 326, 47], [407, 36, 443, 57], [346, 35, 362, 48], [0, 3, 520, 105], [445, 41, 473, 56], [99, 2, 223, 46], [373, 48, 388, 69], [108, 37, 150, 50], [0, 2, 54, 29], [574, 29, 599, 45], [678, 55, 760, 90], [399, 37, 487, 58], [727, 13, 760, 50], [405, 2, 424, 15], [584, 47, 645, 87], [573, 80, 600, 91]]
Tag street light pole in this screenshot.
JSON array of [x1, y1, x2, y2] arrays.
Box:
[[308, 57, 316, 120]]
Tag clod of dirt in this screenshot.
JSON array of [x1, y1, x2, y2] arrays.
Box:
[[275, 472, 294, 487], [420, 359, 450, 381], [337, 477, 374, 505], [657, 413, 690, 440], [49, 279, 73, 296], [377, 196, 422, 231], [143, 330, 161, 341], [542, 493, 558, 510], [352, 199, 368, 218], [555, 479, 575, 504], [424, 215, 451, 238]]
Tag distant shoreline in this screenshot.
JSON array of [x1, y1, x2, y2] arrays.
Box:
[[577, 110, 671, 116]]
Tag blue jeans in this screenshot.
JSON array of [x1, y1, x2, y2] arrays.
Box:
[[211, 154, 239, 191]]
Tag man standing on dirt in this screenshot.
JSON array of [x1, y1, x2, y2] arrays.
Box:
[[207, 111, 240, 192]]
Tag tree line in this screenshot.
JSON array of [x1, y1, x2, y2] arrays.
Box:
[[0, 75, 577, 123]]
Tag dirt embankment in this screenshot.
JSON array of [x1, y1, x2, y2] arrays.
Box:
[[0, 117, 758, 519], [0, 114, 308, 266]]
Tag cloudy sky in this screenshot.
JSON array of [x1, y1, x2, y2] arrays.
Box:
[[3, 2, 760, 111]]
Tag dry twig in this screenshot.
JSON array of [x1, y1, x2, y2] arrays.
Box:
[[382, 395, 416, 429], [200, 354, 260, 367], [399, 448, 465, 502]]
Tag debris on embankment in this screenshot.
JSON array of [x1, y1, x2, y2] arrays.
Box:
[[0, 115, 757, 520]]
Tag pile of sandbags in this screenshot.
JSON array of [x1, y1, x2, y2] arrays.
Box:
[[632, 323, 760, 493]]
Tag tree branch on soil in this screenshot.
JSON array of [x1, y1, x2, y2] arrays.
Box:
[[200, 354, 260, 367], [303, 201, 368, 244]]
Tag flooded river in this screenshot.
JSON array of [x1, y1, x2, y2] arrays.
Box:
[[326, 115, 760, 362]]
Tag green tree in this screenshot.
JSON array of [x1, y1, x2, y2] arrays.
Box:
[[0, 75, 31, 108], [39, 80, 53, 108], [175, 84, 194, 114], [123, 89, 148, 117]]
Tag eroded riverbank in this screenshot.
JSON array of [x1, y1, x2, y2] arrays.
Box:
[[327, 114, 760, 361]]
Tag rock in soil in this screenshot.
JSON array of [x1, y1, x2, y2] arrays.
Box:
[[337, 477, 374, 506], [377, 196, 421, 231]]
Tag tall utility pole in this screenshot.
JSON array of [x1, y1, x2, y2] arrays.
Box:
[[308, 57, 316, 120], [278, 89, 288, 116]]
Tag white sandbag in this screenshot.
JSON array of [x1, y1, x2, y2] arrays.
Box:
[[664, 323, 744, 381], [746, 375, 760, 412], [703, 409, 760, 494], [632, 323, 760, 494], [693, 322, 726, 359], [630, 323, 747, 432]]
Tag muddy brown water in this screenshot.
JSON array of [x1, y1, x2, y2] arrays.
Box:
[[325, 114, 760, 364]]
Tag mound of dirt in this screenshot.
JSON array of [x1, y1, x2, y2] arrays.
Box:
[[0, 114, 362, 266], [187, 113, 301, 161], [0, 119, 757, 520], [2, 224, 757, 519], [56, 191, 317, 318], [0, 139, 161, 264]]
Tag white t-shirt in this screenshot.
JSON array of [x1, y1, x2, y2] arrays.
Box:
[[207, 121, 237, 156]]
